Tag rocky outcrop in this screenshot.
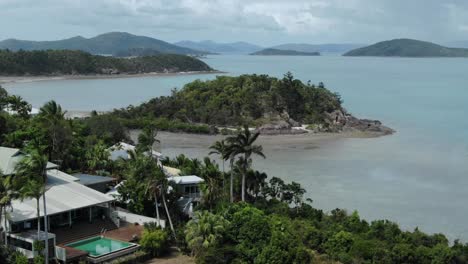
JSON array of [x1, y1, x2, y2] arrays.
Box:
[[325, 110, 395, 135], [256, 109, 394, 136], [256, 120, 307, 135]]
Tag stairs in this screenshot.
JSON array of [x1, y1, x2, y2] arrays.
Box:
[[53, 219, 118, 244]]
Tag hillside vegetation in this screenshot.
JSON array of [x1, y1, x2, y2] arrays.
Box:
[[111, 73, 340, 127], [0, 32, 204, 55], [0, 49, 213, 75], [251, 48, 320, 56], [344, 39, 468, 57]]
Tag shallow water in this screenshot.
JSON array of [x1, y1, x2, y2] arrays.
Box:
[[5, 54, 468, 240]]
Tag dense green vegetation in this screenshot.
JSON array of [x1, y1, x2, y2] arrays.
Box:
[[251, 48, 320, 56], [109, 73, 342, 132], [0, 32, 203, 55], [344, 39, 468, 57], [0, 49, 213, 76], [2, 86, 468, 264]]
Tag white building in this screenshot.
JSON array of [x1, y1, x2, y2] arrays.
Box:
[[0, 147, 161, 262]]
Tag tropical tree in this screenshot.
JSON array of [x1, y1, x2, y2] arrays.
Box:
[[37, 100, 71, 162], [143, 160, 163, 227], [136, 125, 160, 155], [225, 125, 265, 202], [85, 141, 110, 173], [14, 150, 50, 263], [209, 140, 228, 174], [185, 211, 230, 257], [18, 179, 43, 245], [0, 173, 16, 245], [7, 95, 31, 118], [199, 158, 224, 209]]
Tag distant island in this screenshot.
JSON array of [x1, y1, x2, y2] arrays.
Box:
[[0, 49, 213, 76], [344, 38, 468, 57], [250, 48, 320, 56], [0, 32, 206, 56], [174, 40, 262, 54], [271, 43, 365, 54]]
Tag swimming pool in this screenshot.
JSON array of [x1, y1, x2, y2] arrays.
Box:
[[66, 236, 135, 258]]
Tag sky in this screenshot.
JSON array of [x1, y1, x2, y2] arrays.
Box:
[[1, 0, 468, 46]]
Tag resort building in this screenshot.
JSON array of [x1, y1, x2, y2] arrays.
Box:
[[0, 147, 161, 263]]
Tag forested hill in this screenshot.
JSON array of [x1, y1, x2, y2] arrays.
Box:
[[111, 73, 393, 135], [0, 32, 204, 55], [0, 49, 213, 75], [344, 38, 468, 57], [250, 48, 320, 56]]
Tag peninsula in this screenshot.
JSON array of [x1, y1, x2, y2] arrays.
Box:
[[0, 49, 214, 76]]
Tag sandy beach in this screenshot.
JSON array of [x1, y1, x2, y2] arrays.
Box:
[[130, 130, 387, 154], [0, 70, 223, 85]]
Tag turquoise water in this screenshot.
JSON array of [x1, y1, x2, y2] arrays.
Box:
[[66, 237, 132, 257], [5, 55, 468, 240]]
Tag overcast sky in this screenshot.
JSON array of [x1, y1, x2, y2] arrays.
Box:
[[1, 0, 468, 46]]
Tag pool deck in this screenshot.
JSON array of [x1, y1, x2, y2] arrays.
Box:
[[105, 224, 144, 242], [58, 223, 144, 261]]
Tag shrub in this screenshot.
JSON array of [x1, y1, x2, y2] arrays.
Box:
[[140, 228, 170, 257]]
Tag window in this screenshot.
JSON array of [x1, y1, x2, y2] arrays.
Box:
[[8, 237, 33, 251]]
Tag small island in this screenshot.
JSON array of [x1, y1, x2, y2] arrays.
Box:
[[108, 72, 393, 136], [0, 49, 214, 76], [344, 38, 468, 57], [250, 48, 320, 56]]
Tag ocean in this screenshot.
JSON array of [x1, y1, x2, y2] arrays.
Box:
[[5, 54, 468, 240]]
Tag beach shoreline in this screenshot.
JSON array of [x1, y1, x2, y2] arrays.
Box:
[[130, 129, 388, 154], [0, 70, 224, 85]]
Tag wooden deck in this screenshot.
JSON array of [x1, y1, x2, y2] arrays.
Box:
[[105, 223, 144, 242]]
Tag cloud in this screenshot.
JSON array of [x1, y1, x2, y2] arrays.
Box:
[[0, 0, 468, 45]]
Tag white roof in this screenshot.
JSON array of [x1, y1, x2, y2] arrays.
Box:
[[169, 175, 204, 185], [4, 107, 39, 116], [0, 147, 58, 175], [109, 142, 162, 161], [10, 169, 114, 223]]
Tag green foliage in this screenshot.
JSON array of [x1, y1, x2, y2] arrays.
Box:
[[185, 211, 230, 257], [0, 49, 212, 75], [109, 73, 342, 130], [140, 227, 170, 257]]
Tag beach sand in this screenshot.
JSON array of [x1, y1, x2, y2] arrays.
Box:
[[0, 70, 223, 85], [130, 130, 385, 154]]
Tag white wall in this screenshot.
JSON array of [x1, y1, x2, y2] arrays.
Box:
[[115, 210, 166, 228]]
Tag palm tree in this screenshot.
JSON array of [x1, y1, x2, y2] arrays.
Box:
[[38, 100, 68, 161], [185, 211, 229, 257], [160, 176, 176, 239], [85, 141, 110, 173], [144, 162, 163, 227], [209, 140, 228, 174], [225, 125, 265, 202], [199, 158, 223, 209], [0, 174, 16, 245], [19, 179, 43, 244], [15, 150, 50, 263]]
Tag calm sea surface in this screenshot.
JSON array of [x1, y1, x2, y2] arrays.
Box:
[[5, 55, 468, 240]]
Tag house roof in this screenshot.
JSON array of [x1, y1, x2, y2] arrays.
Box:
[[169, 175, 204, 185], [0, 147, 58, 175], [10, 169, 114, 223], [72, 173, 115, 186], [108, 142, 162, 161]]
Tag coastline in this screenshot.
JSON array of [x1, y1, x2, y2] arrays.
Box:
[[131, 129, 389, 153], [0, 70, 224, 85]]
